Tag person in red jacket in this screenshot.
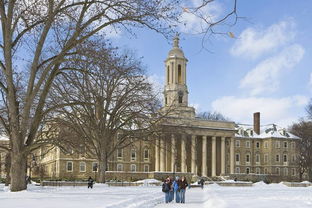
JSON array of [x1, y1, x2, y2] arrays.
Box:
[[178, 176, 188, 203]]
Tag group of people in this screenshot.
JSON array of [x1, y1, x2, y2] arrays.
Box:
[[162, 176, 188, 203]]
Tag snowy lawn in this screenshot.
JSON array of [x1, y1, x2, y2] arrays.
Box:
[[155, 182, 312, 208], [1, 182, 312, 208]]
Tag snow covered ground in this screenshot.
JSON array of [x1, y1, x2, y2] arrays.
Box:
[[1, 182, 312, 208]]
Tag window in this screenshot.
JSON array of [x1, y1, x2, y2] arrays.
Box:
[[178, 91, 183, 104], [92, 162, 98, 172], [292, 154, 296, 162], [117, 164, 123, 172], [245, 141, 250, 148], [284, 141, 288, 148], [79, 162, 86, 172], [235, 167, 240, 174], [275, 141, 280, 148], [246, 154, 250, 163], [256, 168, 261, 174], [235, 140, 240, 147], [178, 64, 182, 84], [144, 165, 149, 172], [292, 168, 296, 176], [276, 167, 280, 175], [291, 142, 295, 149], [246, 167, 250, 174], [66, 161, 73, 172], [283, 154, 288, 162], [264, 141, 268, 148], [284, 168, 288, 176], [117, 149, 123, 159], [235, 153, 240, 162], [256, 154, 260, 163], [130, 164, 136, 172], [264, 154, 269, 163], [264, 168, 268, 174], [131, 149, 136, 161], [256, 141, 260, 148], [144, 149, 149, 161], [165, 97, 168, 105], [276, 154, 280, 162]]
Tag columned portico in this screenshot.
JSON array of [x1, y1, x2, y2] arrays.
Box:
[[202, 136, 207, 176], [181, 134, 187, 172], [160, 138, 165, 172], [230, 137, 235, 174], [221, 137, 226, 175], [171, 134, 176, 172], [211, 136, 217, 177], [155, 139, 159, 171], [191, 135, 197, 174]]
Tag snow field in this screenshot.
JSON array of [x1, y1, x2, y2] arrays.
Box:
[[1, 182, 312, 208]]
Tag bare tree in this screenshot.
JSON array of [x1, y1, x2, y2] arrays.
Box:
[[197, 111, 229, 121], [306, 99, 312, 120], [48, 41, 162, 183], [290, 120, 312, 181], [0, 0, 238, 191]]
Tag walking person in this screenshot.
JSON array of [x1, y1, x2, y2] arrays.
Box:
[[173, 176, 180, 203], [87, 176, 94, 189], [162, 177, 171, 203], [169, 176, 174, 202], [199, 178, 204, 189], [178, 176, 188, 203]]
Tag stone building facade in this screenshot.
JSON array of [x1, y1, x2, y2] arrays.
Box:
[[0, 36, 301, 182]]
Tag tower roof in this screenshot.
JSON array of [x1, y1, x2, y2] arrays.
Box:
[[167, 34, 185, 59]]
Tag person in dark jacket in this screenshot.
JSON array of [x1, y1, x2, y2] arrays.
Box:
[[178, 176, 188, 203], [168, 176, 174, 202], [199, 178, 204, 189], [162, 177, 171, 203], [87, 176, 94, 189]]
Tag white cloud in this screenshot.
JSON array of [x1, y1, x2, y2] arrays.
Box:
[[179, 0, 222, 33], [211, 95, 309, 127], [230, 20, 296, 58], [240, 44, 305, 96]]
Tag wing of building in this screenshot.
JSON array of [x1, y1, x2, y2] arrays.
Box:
[[1, 36, 302, 183]]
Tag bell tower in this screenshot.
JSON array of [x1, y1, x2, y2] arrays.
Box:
[[162, 34, 195, 118]]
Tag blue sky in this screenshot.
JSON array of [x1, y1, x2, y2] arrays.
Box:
[[112, 0, 312, 127]]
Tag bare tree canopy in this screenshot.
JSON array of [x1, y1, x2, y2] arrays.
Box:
[[306, 99, 312, 120], [196, 111, 229, 121], [0, 0, 238, 191], [47, 40, 161, 183], [289, 120, 312, 181]]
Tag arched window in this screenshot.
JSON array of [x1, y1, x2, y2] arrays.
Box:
[[130, 164, 136, 172], [117, 164, 123, 171], [246, 167, 250, 174], [178, 91, 183, 104], [246, 154, 250, 163], [144, 149, 149, 161], [131, 149, 136, 161], [178, 64, 182, 84]]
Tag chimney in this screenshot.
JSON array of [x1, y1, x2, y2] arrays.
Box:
[[253, 112, 260, 135]]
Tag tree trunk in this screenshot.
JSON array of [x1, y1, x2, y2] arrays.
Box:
[[5, 153, 11, 186], [10, 152, 27, 192], [98, 154, 108, 183]]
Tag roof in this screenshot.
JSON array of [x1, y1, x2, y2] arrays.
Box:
[[235, 123, 300, 140]]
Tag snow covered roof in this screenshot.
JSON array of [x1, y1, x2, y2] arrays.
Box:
[[235, 124, 300, 140]]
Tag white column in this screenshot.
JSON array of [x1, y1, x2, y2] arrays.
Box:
[[221, 137, 226, 175], [230, 137, 235, 174], [202, 136, 207, 176], [160, 138, 165, 172], [181, 135, 187, 172], [171, 134, 176, 172], [191, 135, 197, 174], [211, 136, 216, 177], [155, 138, 159, 171]]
